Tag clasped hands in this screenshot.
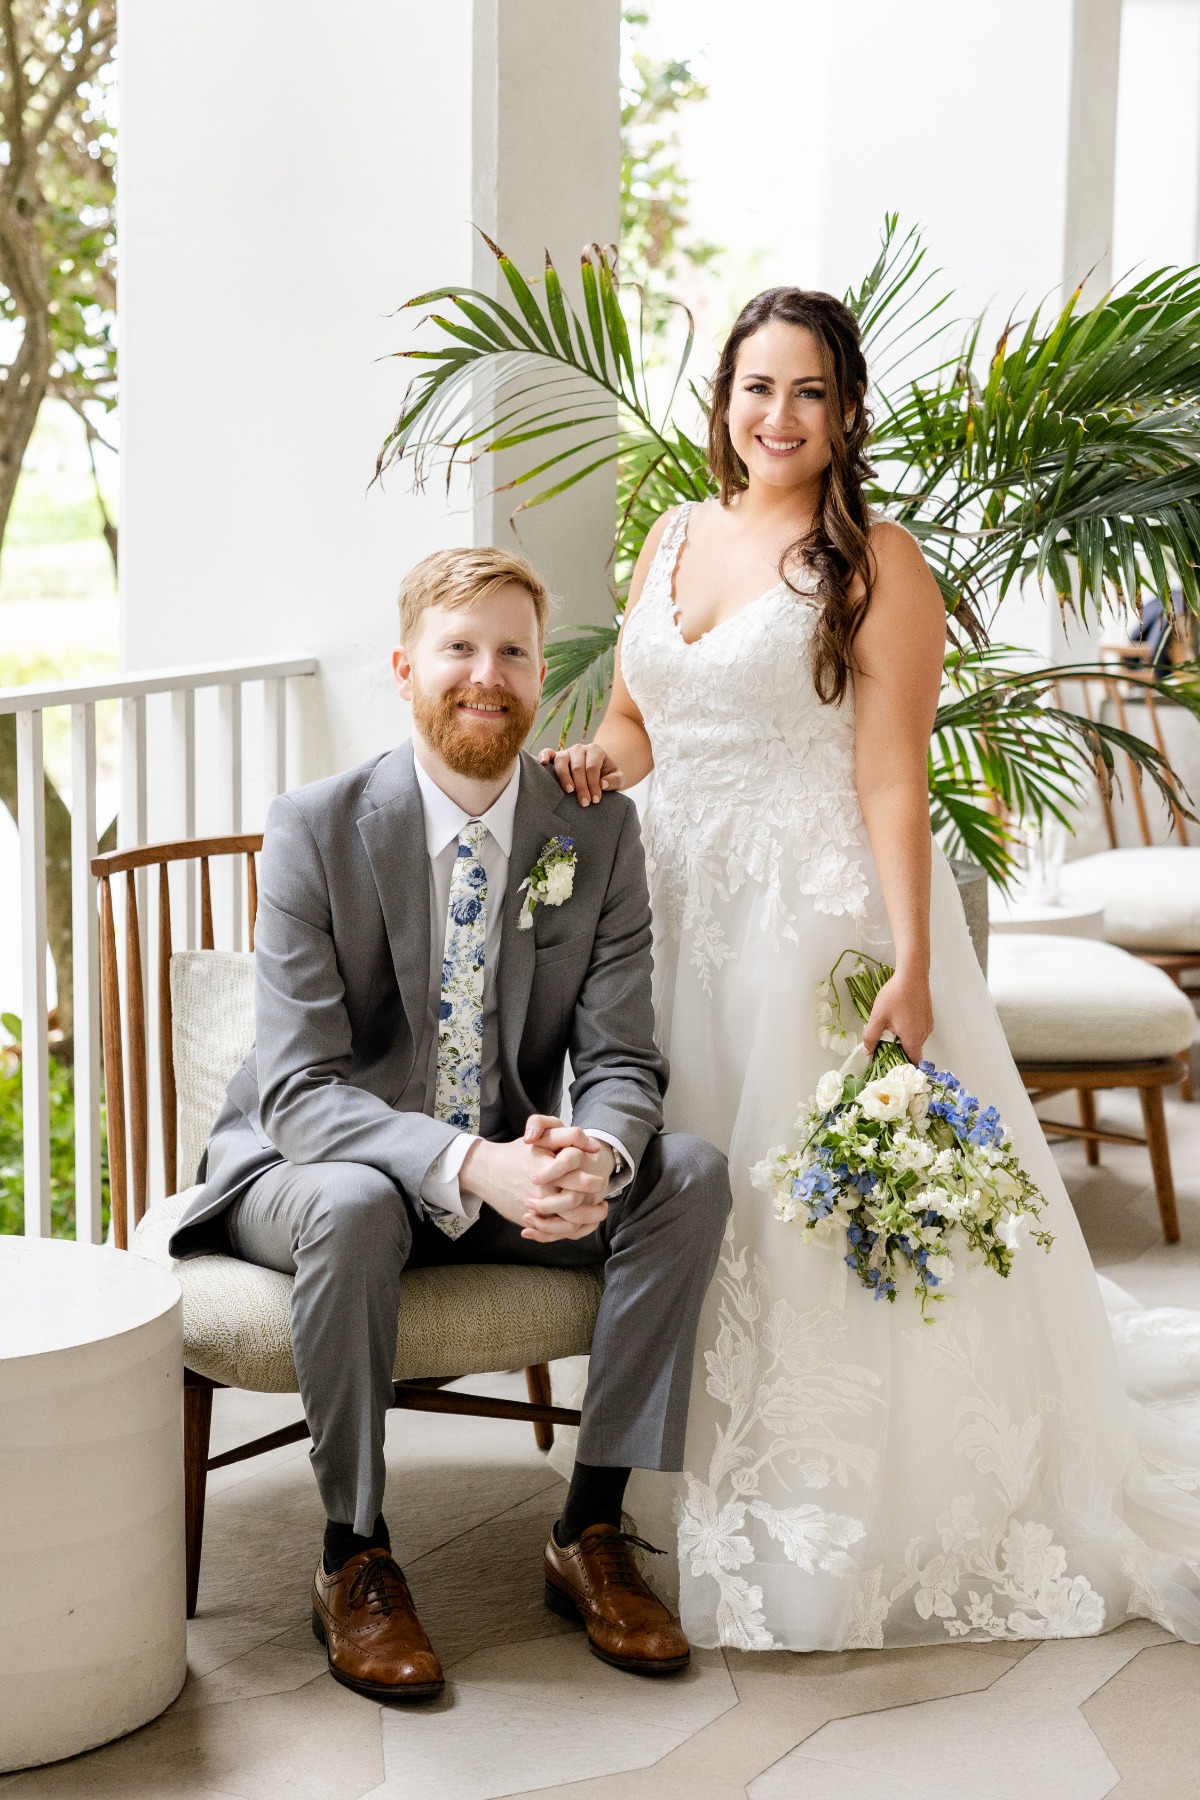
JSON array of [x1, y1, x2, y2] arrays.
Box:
[[460, 1116, 616, 1243]]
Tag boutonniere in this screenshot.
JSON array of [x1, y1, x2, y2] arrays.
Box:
[[518, 834, 577, 930]]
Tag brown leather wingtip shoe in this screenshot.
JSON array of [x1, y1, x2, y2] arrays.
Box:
[[311, 1547, 445, 1703], [544, 1523, 691, 1677]]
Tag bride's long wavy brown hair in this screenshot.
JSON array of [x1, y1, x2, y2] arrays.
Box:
[[707, 288, 874, 705]]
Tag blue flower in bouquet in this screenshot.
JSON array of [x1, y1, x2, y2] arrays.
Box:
[[750, 953, 1055, 1318]]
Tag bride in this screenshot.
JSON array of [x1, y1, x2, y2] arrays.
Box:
[[540, 284, 1200, 1651]]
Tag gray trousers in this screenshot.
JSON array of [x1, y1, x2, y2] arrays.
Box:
[[226, 1133, 731, 1534]]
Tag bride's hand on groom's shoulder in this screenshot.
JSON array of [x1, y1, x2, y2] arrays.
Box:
[[538, 742, 623, 807], [862, 970, 935, 1065]]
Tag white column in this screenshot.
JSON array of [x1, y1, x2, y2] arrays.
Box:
[[472, 0, 622, 636], [120, 1, 622, 783], [1063, 0, 1124, 299]]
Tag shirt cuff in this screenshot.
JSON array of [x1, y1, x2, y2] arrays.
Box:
[[582, 1130, 636, 1196], [421, 1133, 484, 1237]]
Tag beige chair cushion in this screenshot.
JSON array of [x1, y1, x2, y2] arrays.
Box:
[[134, 1188, 603, 1392], [157, 948, 601, 1389], [171, 949, 256, 1188], [988, 933, 1197, 1063], [1058, 847, 1200, 952]]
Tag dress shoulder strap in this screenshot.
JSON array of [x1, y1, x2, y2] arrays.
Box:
[[641, 501, 693, 604], [657, 501, 694, 560]]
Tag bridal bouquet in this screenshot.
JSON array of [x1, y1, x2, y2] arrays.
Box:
[[751, 953, 1053, 1317]]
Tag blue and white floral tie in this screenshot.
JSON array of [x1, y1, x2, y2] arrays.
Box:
[[434, 819, 489, 1138]]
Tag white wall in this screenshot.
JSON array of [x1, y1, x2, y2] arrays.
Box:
[[120, 1, 620, 787], [643, 0, 1079, 365], [1113, 0, 1200, 276]]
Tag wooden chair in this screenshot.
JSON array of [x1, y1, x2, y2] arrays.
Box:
[[93, 835, 599, 1618], [987, 932, 1195, 1243], [1018, 1057, 1184, 1243]]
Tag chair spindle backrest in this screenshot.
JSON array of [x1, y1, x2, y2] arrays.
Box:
[[91, 834, 263, 1248], [1049, 669, 1191, 850]]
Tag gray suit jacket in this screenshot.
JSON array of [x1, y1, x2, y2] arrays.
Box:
[[169, 743, 668, 1257]]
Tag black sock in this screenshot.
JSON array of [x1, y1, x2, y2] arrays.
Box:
[[323, 1513, 391, 1573], [555, 1463, 631, 1546]]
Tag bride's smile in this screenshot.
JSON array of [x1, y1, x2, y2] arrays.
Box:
[[725, 317, 840, 493]]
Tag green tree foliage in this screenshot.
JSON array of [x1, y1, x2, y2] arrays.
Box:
[[0, 1, 117, 572], [0, 1015, 109, 1235], [0, 3, 117, 1057], [620, 7, 720, 338]]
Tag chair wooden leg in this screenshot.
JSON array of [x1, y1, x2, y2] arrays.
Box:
[[184, 1373, 214, 1619], [1139, 1085, 1181, 1245], [525, 1364, 554, 1452], [1077, 1088, 1100, 1165], [1181, 1058, 1194, 1105]]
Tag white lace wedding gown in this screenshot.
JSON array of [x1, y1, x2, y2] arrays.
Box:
[[616, 500, 1200, 1651]]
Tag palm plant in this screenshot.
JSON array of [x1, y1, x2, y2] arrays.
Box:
[[376, 220, 1200, 881]]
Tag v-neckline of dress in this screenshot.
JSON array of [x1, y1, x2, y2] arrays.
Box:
[[665, 501, 788, 650]]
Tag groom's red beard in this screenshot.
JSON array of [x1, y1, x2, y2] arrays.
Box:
[[411, 680, 537, 780]]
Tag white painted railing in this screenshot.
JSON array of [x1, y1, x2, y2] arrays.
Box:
[[0, 655, 317, 1241]]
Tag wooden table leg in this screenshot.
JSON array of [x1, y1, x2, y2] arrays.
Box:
[[1140, 1084, 1181, 1244], [1077, 1088, 1100, 1165], [184, 1374, 214, 1619], [525, 1363, 555, 1452]]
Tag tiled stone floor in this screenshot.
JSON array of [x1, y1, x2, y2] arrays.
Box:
[[5, 1053, 1200, 1798]]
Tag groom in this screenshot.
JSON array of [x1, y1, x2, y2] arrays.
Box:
[[170, 546, 731, 1702]]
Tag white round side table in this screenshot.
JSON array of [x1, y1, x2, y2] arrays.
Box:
[[0, 1237, 186, 1772], [988, 893, 1106, 938]]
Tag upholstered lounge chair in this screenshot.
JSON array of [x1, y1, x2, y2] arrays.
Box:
[[988, 932, 1196, 1243], [93, 836, 601, 1617]]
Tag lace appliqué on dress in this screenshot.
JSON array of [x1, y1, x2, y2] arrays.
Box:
[[676, 1219, 882, 1650], [682, 1225, 1117, 1650], [845, 1312, 1107, 1645], [622, 504, 870, 992]]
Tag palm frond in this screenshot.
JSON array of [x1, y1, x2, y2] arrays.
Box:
[[538, 625, 620, 743], [382, 222, 1200, 850], [376, 235, 705, 523], [930, 648, 1199, 883]]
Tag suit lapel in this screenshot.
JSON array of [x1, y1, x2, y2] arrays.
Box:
[[497, 756, 572, 1076], [356, 743, 431, 1043]]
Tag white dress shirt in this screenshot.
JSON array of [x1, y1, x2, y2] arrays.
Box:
[[414, 755, 633, 1228]]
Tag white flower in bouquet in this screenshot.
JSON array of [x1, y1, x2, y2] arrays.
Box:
[[859, 1072, 911, 1121], [892, 1133, 934, 1175], [815, 1069, 845, 1111], [749, 1148, 789, 1196], [1000, 1212, 1029, 1253], [924, 1184, 960, 1219]]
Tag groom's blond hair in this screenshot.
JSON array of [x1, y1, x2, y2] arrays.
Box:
[[398, 547, 551, 648]]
